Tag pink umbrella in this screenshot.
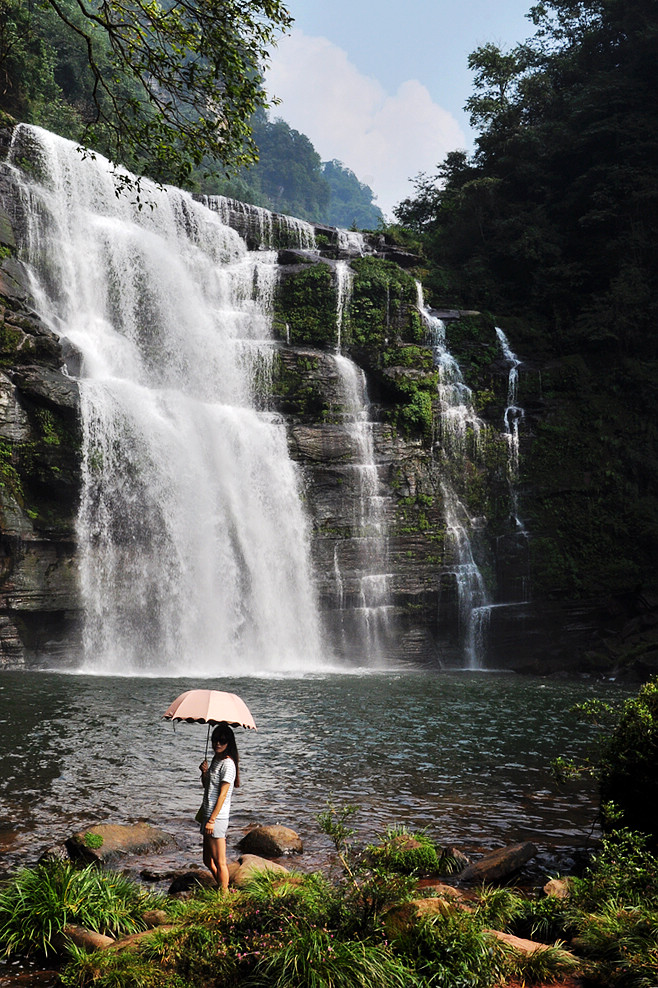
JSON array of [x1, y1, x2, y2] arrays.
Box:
[[163, 689, 257, 757]]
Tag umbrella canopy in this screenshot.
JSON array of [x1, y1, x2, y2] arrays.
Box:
[[163, 689, 257, 730]]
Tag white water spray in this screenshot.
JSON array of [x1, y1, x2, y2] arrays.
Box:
[[416, 284, 491, 667], [332, 354, 392, 663], [5, 125, 325, 674]]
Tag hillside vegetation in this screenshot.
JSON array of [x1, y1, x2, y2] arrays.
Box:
[[0, 0, 381, 227], [394, 0, 658, 610]]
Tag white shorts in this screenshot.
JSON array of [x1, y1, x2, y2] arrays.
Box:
[[200, 817, 228, 839]]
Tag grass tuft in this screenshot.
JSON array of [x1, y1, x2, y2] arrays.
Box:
[[0, 860, 162, 958]]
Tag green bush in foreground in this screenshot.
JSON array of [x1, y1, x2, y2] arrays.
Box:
[[0, 860, 161, 958], [10, 810, 658, 988], [366, 825, 440, 876]]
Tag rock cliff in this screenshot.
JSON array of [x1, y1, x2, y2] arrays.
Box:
[[0, 144, 81, 664], [1, 122, 655, 676]]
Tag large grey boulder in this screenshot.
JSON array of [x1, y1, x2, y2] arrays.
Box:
[[66, 822, 175, 865]]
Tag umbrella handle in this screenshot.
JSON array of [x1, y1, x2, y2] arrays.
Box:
[[204, 723, 210, 761]]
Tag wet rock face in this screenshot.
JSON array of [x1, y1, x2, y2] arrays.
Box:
[[1, 124, 640, 674], [0, 187, 82, 668], [271, 344, 452, 665]]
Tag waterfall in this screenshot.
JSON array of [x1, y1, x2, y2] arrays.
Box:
[[496, 327, 525, 524], [5, 124, 325, 675], [337, 229, 367, 256], [495, 327, 530, 601], [331, 354, 392, 663], [334, 260, 353, 350], [416, 284, 491, 668], [202, 195, 317, 251]]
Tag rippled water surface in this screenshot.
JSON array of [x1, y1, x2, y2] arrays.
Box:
[[0, 670, 631, 878]]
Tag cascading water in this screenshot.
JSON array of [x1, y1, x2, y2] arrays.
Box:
[[5, 124, 324, 675], [416, 284, 490, 668], [496, 327, 526, 529], [331, 354, 392, 662], [202, 195, 317, 251], [337, 229, 367, 256], [334, 260, 353, 351], [495, 327, 530, 602]]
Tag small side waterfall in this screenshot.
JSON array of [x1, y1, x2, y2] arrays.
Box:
[[331, 354, 392, 663], [416, 285, 491, 668], [335, 260, 353, 351], [6, 125, 325, 675], [496, 327, 526, 528], [496, 327, 530, 602]]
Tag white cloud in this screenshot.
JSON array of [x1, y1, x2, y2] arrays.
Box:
[[265, 31, 466, 216]]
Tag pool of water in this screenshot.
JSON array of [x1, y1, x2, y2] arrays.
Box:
[[0, 669, 630, 881]]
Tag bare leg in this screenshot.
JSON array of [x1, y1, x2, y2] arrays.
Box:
[[202, 835, 219, 883], [212, 837, 228, 892], [206, 836, 229, 891]]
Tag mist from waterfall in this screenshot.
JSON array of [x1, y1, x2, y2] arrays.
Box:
[[6, 124, 325, 675]]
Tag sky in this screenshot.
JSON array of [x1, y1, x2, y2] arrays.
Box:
[[265, 0, 535, 216]]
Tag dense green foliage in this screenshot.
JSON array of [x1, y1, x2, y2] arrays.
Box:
[[3, 811, 658, 988], [516, 830, 658, 988], [0, 860, 160, 957], [395, 0, 658, 601], [396, 0, 658, 345], [0, 0, 292, 187]]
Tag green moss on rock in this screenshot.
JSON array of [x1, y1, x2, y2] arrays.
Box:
[[274, 266, 337, 348], [348, 257, 421, 348]]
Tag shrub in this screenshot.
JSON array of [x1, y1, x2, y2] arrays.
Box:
[[367, 826, 440, 876], [569, 830, 658, 911], [394, 912, 508, 988], [251, 928, 410, 988], [598, 677, 658, 841], [0, 860, 161, 958]]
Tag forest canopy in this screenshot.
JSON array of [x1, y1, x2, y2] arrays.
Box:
[[0, 0, 292, 185], [395, 0, 658, 355], [0, 0, 383, 225]]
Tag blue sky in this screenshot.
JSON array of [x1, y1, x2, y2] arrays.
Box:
[[265, 0, 534, 215]]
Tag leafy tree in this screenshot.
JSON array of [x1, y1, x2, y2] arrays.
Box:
[[0, 0, 292, 185], [555, 677, 658, 845], [395, 0, 658, 353]]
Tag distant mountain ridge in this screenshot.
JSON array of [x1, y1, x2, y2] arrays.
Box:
[[203, 114, 384, 230]]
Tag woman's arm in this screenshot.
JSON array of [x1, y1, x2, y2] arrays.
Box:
[[204, 781, 230, 832]]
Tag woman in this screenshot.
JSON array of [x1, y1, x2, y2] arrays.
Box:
[[198, 722, 240, 890]]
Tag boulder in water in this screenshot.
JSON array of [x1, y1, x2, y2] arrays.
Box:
[[238, 825, 303, 857], [66, 822, 175, 865], [458, 842, 537, 884]]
